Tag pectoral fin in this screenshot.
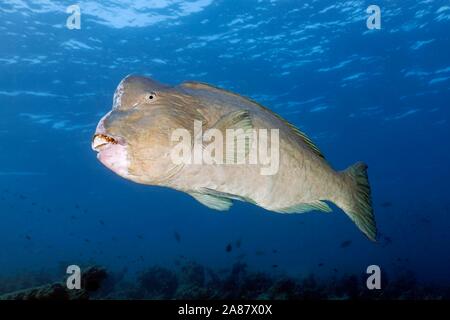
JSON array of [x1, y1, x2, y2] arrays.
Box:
[[212, 110, 254, 164], [213, 110, 253, 132], [189, 191, 233, 211]]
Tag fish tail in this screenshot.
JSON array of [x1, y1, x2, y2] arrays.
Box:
[[335, 162, 377, 241]]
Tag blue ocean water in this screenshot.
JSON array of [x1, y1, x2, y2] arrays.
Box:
[[0, 0, 449, 297]]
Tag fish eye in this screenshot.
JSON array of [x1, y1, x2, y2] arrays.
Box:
[[148, 92, 156, 100]]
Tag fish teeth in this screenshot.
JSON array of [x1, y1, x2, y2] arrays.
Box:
[[92, 134, 117, 151]]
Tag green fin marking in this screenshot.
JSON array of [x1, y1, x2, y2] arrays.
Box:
[[213, 110, 253, 132], [276, 200, 332, 214], [181, 81, 324, 159], [212, 110, 254, 164]]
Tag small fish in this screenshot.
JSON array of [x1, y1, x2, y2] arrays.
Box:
[[255, 250, 265, 256], [318, 263, 324, 267], [380, 235, 392, 247], [92, 75, 377, 241], [272, 249, 278, 254], [25, 235, 31, 241], [419, 217, 431, 224], [174, 231, 181, 243], [235, 238, 242, 249], [340, 240, 352, 248], [137, 234, 144, 239], [272, 264, 278, 268], [381, 201, 392, 208], [99, 219, 105, 226], [225, 243, 232, 253]]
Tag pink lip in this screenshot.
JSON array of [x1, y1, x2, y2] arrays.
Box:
[[92, 132, 130, 178], [92, 111, 130, 178], [95, 141, 130, 178]]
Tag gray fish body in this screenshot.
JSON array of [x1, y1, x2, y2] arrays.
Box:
[[166, 82, 337, 210], [92, 76, 376, 240]]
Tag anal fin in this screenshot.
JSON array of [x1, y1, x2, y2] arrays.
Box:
[[276, 200, 332, 214]]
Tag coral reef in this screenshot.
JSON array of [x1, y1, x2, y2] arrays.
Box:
[[127, 261, 450, 300], [134, 266, 179, 299], [0, 266, 107, 300], [0, 261, 448, 300]]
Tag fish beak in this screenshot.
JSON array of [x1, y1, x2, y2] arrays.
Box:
[[92, 134, 118, 152], [92, 132, 130, 178]]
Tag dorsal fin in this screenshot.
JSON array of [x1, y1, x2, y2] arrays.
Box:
[[180, 81, 325, 159], [181, 81, 234, 94], [277, 119, 324, 158]]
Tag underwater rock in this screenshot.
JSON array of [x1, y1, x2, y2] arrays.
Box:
[[137, 266, 178, 299], [0, 268, 54, 295], [174, 261, 215, 300], [81, 266, 108, 292], [334, 274, 360, 299], [0, 266, 108, 300], [269, 278, 300, 300], [297, 274, 328, 300], [221, 262, 248, 299], [1, 261, 448, 300], [2, 284, 69, 300], [241, 272, 273, 299], [179, 261, 205, 287]]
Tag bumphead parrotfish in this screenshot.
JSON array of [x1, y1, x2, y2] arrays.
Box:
[[92, 75, 376, 241]]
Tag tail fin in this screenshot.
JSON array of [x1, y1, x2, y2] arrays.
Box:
[[336, 162, 377, 241]]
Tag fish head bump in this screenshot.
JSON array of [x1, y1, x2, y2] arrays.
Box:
[[92, 75, 182, 184]]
